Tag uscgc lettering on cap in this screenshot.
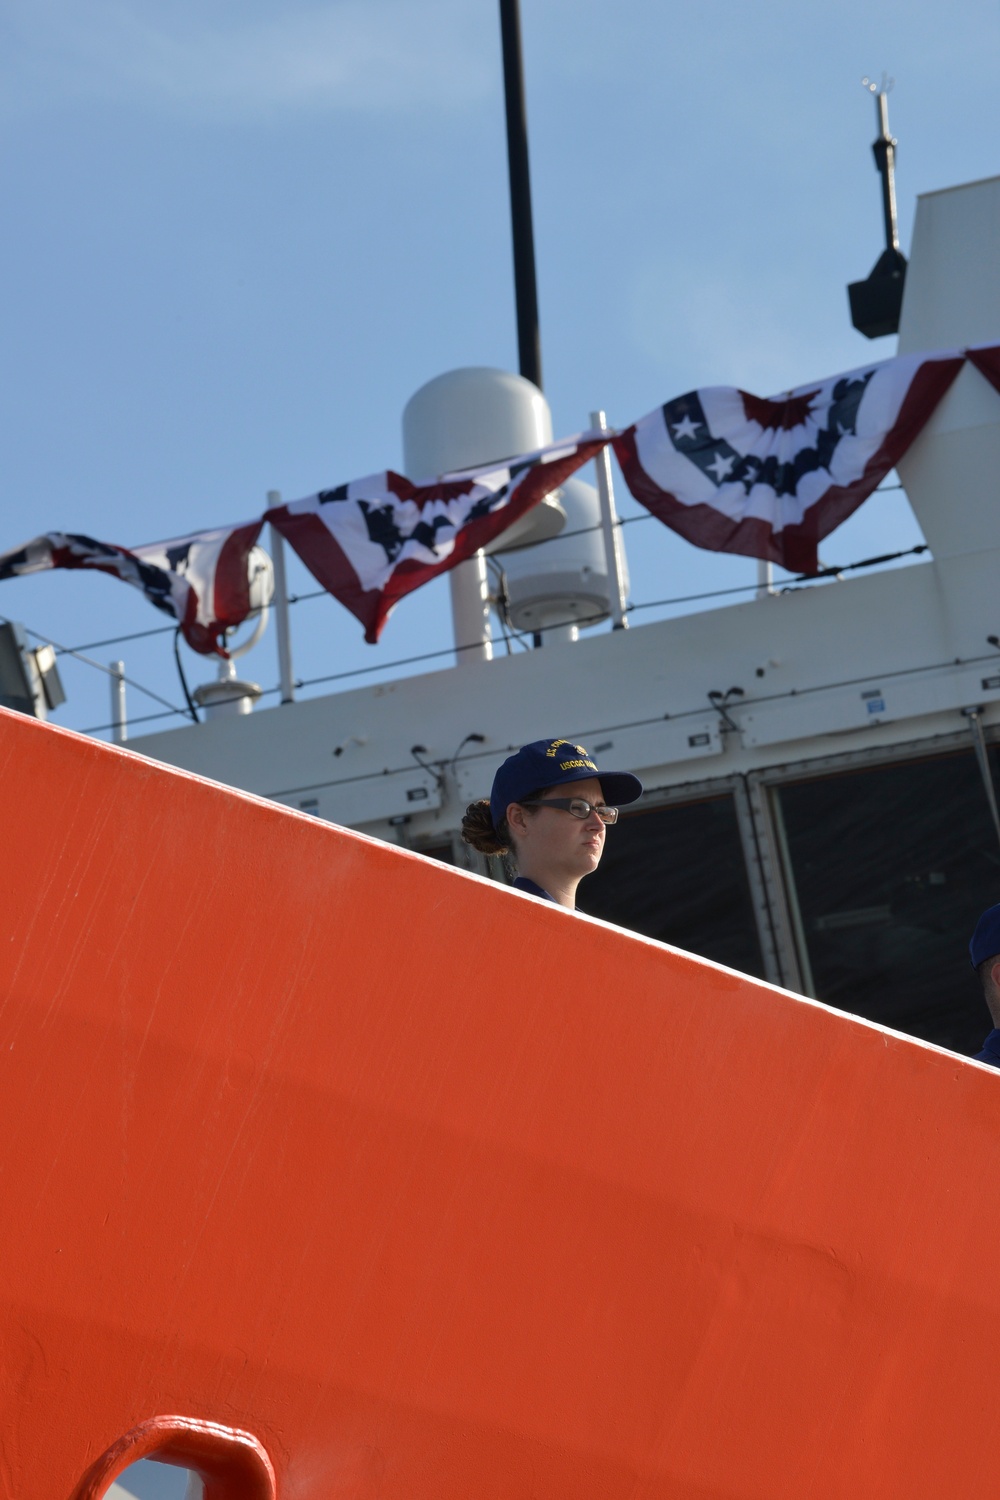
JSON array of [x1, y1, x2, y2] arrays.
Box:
[[545, 738, 591, 762]]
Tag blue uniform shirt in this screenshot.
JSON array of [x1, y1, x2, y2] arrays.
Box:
[[974, 1029, 1000, 1068], [512, 876, 556, 903]]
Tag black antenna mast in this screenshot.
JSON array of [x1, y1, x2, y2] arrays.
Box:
[[848, 75, 908, 339], [499, 0, 543, 390]]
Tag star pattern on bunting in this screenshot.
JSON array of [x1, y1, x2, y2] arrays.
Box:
[[1, 346, 991, 644], [706, 450, 735, 482], [671, 414, 701, 442]]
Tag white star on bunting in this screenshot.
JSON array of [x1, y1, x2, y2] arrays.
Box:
[[706, 450, 735, 482], [671, 414, 701, 442]]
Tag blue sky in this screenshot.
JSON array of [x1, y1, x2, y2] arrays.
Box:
[[1, 0, 997, 737]]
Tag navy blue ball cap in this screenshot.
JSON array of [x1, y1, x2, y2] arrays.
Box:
[[489, 738, 643, 831], [970, 903, 1000, 968]]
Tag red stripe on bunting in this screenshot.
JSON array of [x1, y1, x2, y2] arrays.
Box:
[[212, 521, 265, 630], [613, 356, 964, 575], [268, 441, 609, 643], [967, 344, 1000, 396]]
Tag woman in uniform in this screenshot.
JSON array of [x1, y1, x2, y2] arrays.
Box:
[[461, 737, 642, 909]]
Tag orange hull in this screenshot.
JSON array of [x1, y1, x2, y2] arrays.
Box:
[[1, 705, 997, 1497]]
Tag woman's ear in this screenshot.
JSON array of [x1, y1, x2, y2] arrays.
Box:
[[506, 801, 527, 837]]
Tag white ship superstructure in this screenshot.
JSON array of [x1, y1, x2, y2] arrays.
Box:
[[116, 175, 1000, 1056]]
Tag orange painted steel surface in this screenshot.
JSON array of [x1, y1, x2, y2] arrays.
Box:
[[2, 705, 999, 1498]]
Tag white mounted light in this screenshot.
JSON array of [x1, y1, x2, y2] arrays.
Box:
[[0, 621, 66, 718], [192, 546, 274, 720]]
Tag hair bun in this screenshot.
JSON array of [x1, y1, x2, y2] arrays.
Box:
[[461, 799, 508, 856]]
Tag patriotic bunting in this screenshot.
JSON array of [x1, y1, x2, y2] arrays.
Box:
[[265, 434, 608, 642], [131, 524, 266, 654], [1, 346, 995, 648], [612, 350, 964, 574], [0, 523, 263, 655], [967, 343, 1000, 397]]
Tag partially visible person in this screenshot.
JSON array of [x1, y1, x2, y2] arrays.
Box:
[[461, 738, 642, 910], [969, 902, 1000, 1067]]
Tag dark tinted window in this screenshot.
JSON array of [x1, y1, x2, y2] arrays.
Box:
[[417, 842, 455, 865], [776, 749, 999, 1053], [578, 794, 766, 978]]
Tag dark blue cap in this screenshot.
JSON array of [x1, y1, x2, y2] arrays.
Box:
[[970, 903, 1000, 968], [489, 738, 643, 831]]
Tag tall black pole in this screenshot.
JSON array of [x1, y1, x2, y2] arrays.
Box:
[[499, 0, 543, 391]]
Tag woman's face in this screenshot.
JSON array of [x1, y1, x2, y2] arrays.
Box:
[[508, 776, 608, 879]]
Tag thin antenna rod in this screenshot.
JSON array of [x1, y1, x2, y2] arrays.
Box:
[[499, 0, 543, 391], [848, 76, 907, 339], [863, 75, 900, 254]]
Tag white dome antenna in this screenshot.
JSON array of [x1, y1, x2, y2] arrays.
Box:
[[402, 367, 566, 666]]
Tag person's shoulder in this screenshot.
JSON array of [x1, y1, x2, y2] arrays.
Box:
[[973, 1028, 1000, 1067]]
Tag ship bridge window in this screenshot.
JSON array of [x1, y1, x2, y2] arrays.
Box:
[[772, 745, 1000, 1054], [577, 791, 767, 980]]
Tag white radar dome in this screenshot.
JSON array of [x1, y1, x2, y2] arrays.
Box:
[[402, 367, 565, 553], [494, 476, 628, 638]]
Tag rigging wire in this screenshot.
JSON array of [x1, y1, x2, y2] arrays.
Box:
[[297, 540, 930, 685], [15, 619, 186, 717], [78, 686, 283, 737], [58, 621, 178, 654], [35, 481, 910, 658], [73, 537, 931, 734], [79, 707, 195, 736], [17, 496, 924, 739], [631, 544, 928, 615]]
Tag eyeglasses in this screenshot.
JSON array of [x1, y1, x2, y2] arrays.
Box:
[[519, 797, 619, 825]]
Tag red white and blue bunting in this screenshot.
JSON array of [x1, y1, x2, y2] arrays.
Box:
[[0, 346, 995, 650], [265, 433, 608, 643], [967, 342, 1000, 397], [0, 524, 263, 656], [613, 350, 964, 574]]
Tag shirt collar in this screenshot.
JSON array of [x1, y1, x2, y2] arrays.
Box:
[[512, 876, 557, 903]]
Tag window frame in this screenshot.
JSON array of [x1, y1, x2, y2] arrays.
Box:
[[746, 723, 1000, 998]]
